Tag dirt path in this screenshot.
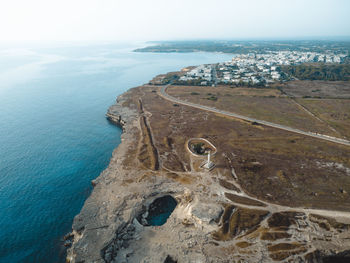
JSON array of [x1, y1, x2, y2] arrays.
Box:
[[158, 85, 350, 220], [220, 172, 350, 221], [290, 97, 341, 135]]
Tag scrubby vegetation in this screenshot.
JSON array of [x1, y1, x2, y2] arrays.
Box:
[[280, 63, 350, 81], [212, 206, 269, 241], [192, 142, 205, 154], [206, 95, 218, 101]]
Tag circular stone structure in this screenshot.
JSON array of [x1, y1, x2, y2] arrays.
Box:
[[187, 138, 217, 157]]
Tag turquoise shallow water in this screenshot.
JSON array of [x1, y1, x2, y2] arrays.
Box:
[[0, 43, 233, 263], [146, 195, 178, 226]]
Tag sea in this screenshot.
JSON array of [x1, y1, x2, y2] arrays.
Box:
[[0, 43, 233, 263]]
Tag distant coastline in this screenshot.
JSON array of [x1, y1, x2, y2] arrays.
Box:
[[134, 39, 350, 54]]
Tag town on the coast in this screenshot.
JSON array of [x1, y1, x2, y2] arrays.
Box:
[[178, 51, 348, 86]]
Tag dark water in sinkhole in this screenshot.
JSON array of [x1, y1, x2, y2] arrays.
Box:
[[145, 195, 177, 226]]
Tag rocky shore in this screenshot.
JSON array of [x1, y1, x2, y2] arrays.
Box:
[[67, 82, 350, 263], [66, 88, 225, 263]]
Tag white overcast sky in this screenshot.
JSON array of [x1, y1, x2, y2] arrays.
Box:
[[0, 0, 349, 43]]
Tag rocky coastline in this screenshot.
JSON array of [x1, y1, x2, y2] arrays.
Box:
[[66, 82, 350, 263], [66, 90, 146, 262], [66, 87, 226, 263], [64, 88, 209, 263]]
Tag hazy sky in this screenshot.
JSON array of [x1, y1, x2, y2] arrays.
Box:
[[1, 0, 349, 43]]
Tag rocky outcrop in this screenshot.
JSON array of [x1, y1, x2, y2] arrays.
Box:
[[66, 92, 140, 263], [106, 97, 131, 131]]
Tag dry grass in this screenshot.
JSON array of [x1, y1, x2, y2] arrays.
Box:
[[268, 242, 303, 252], [224, 193, 267, 207], [178, 85, 283, 97], [212, 205, 269, 241], [309, 214, 350, 231], [260, 231, 291, 241], [167, 85, 338, 136], [268, 242, 307, 261], [267, 212, 302, 230], [218, 179, 241, 192], [165, 172, 193, 184], [280, 80, 350, 99], [296, 98, 350, 139], [119, 84, 350, 211], [235, 241, 252, 248]]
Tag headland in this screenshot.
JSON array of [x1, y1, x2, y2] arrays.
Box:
[[66, 67, 350, 262]]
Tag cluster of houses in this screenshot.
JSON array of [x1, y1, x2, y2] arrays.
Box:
[[179, 64, 214, 86], [178, 51, 347, 86]]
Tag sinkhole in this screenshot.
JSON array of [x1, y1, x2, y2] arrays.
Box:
[[138, 195, 178, 226]]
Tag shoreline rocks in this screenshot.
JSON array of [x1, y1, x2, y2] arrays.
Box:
[[66, 92, 140, 263]]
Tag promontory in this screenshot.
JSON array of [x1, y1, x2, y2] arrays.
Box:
[[66, 67, 350, 263]]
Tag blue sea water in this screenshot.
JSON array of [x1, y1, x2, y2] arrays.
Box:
[[0, 43, 233, 263]]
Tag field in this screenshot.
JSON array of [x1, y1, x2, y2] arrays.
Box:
[[296, 98, 350, 139], [166, 85, 341, 137], [122, 84, 350, 211], [279, 80, 350, 98]]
